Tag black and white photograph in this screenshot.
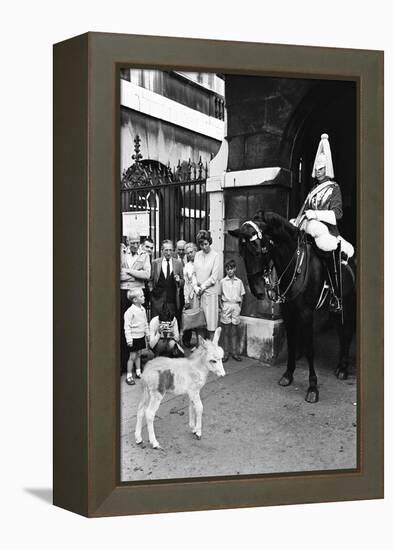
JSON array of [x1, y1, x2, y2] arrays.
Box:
[[5, 0, 389, 541], [119, 69, 357, 482]]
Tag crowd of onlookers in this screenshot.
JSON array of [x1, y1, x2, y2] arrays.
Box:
[[120, 230, 245, 385]]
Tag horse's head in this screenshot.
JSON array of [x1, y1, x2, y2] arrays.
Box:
[[229, 211, 272, 299], [229, 210, 298, 299]]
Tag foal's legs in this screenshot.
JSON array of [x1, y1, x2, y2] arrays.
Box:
[[189, 399, 196, 433], [145, 392, 164, 449], [135, 386, 149, 444], [189, 391, 203, 439]]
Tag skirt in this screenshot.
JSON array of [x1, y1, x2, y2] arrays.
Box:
[[200, 293, 218, 331], [128, 336, 146, 352]]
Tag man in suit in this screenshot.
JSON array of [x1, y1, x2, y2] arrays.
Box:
[[174, 239, 187, 265], [150, 240, 184, 321], [139, 236, 154, 317], [173, 239, 187, 328]]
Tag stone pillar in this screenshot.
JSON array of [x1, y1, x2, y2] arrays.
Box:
[[206, 75, 307, 364], [206, 116, 229, 282], [206, 179, 225, 281], [239, 316, 286, 364], [221, 166, 291, 364], [207, 140, 290, 364]]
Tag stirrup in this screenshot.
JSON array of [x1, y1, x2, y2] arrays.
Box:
[[341, 252, 349, 266], [329, 294, 342, 313]]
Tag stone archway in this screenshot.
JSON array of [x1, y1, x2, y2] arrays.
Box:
[[283, 80, 357, 245], [208, 76, 357, 362]]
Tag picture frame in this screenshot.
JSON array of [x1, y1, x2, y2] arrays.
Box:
[[53, 32, 383, 517]]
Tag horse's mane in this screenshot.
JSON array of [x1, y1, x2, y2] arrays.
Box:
[[253, 210, 299, 239]]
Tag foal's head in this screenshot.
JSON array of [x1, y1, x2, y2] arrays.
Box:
[[196, 328, 225, 377]]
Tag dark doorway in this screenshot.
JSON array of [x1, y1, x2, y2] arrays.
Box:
[[288, 80, 357, 246]]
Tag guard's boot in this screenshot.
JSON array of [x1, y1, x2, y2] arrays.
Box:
[[327, 244, 343, 314]]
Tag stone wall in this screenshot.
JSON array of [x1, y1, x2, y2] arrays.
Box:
[[120, 108, 221, 173], [224, 179, 290, 318], [225, 75, 313, 171]]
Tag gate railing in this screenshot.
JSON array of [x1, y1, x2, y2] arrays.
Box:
[[121, 136, 209, 256]]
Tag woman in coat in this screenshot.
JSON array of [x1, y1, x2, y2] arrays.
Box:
[[192, 230, 219, 340]]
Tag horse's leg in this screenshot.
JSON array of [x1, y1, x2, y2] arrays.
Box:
[[296, 329, 304, 360], [335, 316, 354, 380], [279, 309, 297, 387], [303, 312, 319, 403], [336, 274, 356, 379], [335, 321, 347, 380]]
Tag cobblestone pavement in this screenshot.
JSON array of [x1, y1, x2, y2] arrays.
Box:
[[120, 330, 357, 482]]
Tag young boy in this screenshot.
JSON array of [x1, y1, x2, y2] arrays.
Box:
[[124, 288, 149, 385], [219, 259, 246, 362]]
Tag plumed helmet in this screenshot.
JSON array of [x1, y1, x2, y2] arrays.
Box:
[[312, 133, 334, 178]]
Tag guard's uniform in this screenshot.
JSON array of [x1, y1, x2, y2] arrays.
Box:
[[296, 180, 354, 258], [293, 133, 355, 313], [305, 181, 342, 236], [298, 180, 343, 252], [292, 133, 354, 258]]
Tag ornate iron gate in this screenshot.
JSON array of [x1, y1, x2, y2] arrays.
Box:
[[121, 136, 209, 256]]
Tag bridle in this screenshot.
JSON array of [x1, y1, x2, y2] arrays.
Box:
[[240, 220, 271, 256], [242, 220, 262, 242], [240, 220, 309, 303]]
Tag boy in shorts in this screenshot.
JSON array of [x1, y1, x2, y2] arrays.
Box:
[[124, 288, 149, 385], [219, 259, 245, 362]]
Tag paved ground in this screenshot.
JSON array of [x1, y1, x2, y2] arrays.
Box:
[[120, 329, 357, 482]]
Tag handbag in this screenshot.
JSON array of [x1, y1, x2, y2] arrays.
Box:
[[182, 298, 206, 330]]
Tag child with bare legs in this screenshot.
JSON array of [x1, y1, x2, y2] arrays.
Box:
[[124, 288, 149, 385], [219, 260, 245, 362]]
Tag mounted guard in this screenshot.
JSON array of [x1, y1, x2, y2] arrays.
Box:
[[290, 133, 354, 313]]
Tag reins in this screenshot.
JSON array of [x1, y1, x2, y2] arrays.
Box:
[[263, 233, 309, 303], [241, 220, 309, 304]]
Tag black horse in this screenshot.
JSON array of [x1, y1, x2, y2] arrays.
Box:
[[230, 211, 356, 403]]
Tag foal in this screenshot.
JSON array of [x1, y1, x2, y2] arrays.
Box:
[[135, 327, 225, 449]]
